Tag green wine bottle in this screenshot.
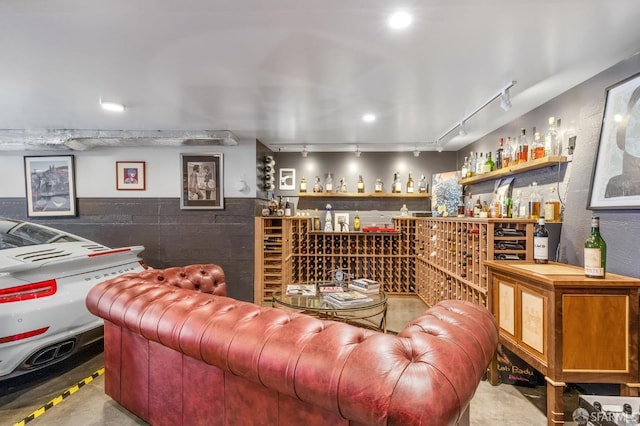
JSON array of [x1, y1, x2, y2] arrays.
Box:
[[584, 216, 607, 278]]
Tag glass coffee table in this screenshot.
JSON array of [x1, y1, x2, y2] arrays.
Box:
[[272, 283, 388, 332]]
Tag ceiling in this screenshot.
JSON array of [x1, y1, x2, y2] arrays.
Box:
[[2, 0, 640, 153]]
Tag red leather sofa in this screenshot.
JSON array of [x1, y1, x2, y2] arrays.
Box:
[[86, 264, 498, 426]]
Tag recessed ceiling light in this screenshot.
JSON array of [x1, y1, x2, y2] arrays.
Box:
[[362, 114, 376, 123], [388, 11, 413, 29], [100, 99, 125, 112]]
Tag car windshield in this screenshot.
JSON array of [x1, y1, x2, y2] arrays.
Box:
[[0, 218, 81, 249]]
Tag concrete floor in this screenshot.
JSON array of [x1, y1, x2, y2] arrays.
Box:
[[1, 296, 581, 425]]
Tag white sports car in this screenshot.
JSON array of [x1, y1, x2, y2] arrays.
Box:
[[0, 217, 145, 380]]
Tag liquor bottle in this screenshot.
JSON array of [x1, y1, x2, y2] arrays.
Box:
[[544, 187, 561, 222], [299, 176, 307, 193], [353, 211, 361, 231], [483, 152, 495, 173], [518, 128, 529, 163], [544, 117, 559, 157], [468, 151, 476, 177], [584, 216, 607, 278], [323, 204, 333, 232], [357, 175, 365, 193], [476, 152, 484, 175], [374, 178, 384, 192], [531, 131, 544, 160], [392, 171, 402, 193], [268, 194, 278, 215], [496, 138, 503, 170], [473, 196, 482, 217], [312, 176, 323, 192], [406, 172, 415, 193], [418, 174, 428, 193], [284, 197, 292, 217], [313, 208, 321, 231], [339, 177, 347, 192], [502, 138, 512, 168], [533, 217, 549, 264], [400, 204, 409, 216], [461, 156, 469, 178], [325, 173, 333, 192], [528, 182, 542, 220], [465, 193, 474, 217]]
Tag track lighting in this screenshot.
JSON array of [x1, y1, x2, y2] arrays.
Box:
[[500, 88, 512, 111], [458, 121, 467, 137], [355, 147, 362, 157], [436, 141, 443, 153], [301, 148, 308, 157], [413, 149, 420, 157]]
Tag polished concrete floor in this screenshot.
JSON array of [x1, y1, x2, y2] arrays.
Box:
[[1, 296, 589, 425]]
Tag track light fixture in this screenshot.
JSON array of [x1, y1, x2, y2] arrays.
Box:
[[458, 121, 467, 137], [435, 80, 516, 150], [301, 147, 308, 157], [355, 147, 362, 157], [413, 149, 420, 157], [436, 141, 443, 153], [500, 88, 512, 111]]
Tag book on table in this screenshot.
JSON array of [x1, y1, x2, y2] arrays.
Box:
[[350, 279, 380, 291], [348, 284, 380, 294], [323, 290, 373, 307], [286, 284, 317, 296]]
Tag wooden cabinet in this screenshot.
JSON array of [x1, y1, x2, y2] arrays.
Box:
[[414, 218, 535, 308], [254, 217, 417, 304], [486, 261, 640, 425]]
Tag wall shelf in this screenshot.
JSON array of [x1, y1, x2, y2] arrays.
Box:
[[460, 156, 567, 185], [298, 192, 430, 198]]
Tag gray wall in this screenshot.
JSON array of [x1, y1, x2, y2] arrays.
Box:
[[464, 53, 640, 278]]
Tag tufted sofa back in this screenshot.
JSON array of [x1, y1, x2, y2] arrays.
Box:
[[87, 264, 498, 426], [101, 263, 226, 295]]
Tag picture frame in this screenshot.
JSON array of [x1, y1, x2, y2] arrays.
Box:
[[588, 72, 640, 209], [334, 212, 349, 232], [279, 168, 296, 190], [24, 155, 77, 217], [180, 153, 224, 210], [116, 161, 146, 190]]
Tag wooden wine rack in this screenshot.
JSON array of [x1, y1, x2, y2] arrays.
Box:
[[254, 217, 417, 304], [414, 217, 534, 308]]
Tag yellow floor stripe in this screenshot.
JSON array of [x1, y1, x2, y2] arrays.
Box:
[[13, 367, 104, 426]]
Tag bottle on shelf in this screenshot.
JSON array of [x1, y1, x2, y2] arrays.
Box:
[[468, 151, 476, 177], [284, 197, 292, 217], [528, 182, 542, 220], [502, 138, 512, 168], [544, 117, 559, 157], [584, 216, 607, 278], [511, 190, 522, 218], [544, 187, 562, 222], [473, 196, 482, 217], [323, 204, 333, 232], [374, 178, 384, 192], [299, 176, 307, 193], [533, 217, 549, 264], [357, 175, 365, 193], [353, 211, 361, 231], [268, 193, 278, 215], [313, 208, 321, 230], [483, 152, 495, 173], [531, 131, 544, 160], [457, 196, 465, 217], [476, 152, 484, 175], [496, 138, 504, 170], [518, 128, 529, 163], [465, 193, 474, 217], [392, 171, 402, 193], [313, 176, 323, 192], [325, 172, 333, 192], [339, 177, 347, 192], [461, 156, 469, 178], [418, 174, 428, 193], [508, 136, 519, 166], [406, 172, 415, 193], [400, 204, 409, 216]]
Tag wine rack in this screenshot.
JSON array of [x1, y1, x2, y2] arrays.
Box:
[[255, 217, 417, 303], [414, 217, 534, 309]]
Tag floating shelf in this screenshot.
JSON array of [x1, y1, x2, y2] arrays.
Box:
[[460, 155, 567, 185], [297, 192, 430, 198]]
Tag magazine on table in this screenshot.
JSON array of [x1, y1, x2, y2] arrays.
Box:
[[350, 278, 380, 291], [323, 290, 373, 306], [318, 286, 345, 294], [286, 284, 317, 296], [348, 284, 380, 294]]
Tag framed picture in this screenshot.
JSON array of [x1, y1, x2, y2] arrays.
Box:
[[116, 161, 146, 190], [24, 155, 77, 217], [334, 212, 349, 232], [180, 153, 224, 210], [279, 168, 296, 190], [588, 72, 640, 209]]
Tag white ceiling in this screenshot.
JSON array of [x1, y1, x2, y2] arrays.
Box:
[[1, 0, 640, 152]]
